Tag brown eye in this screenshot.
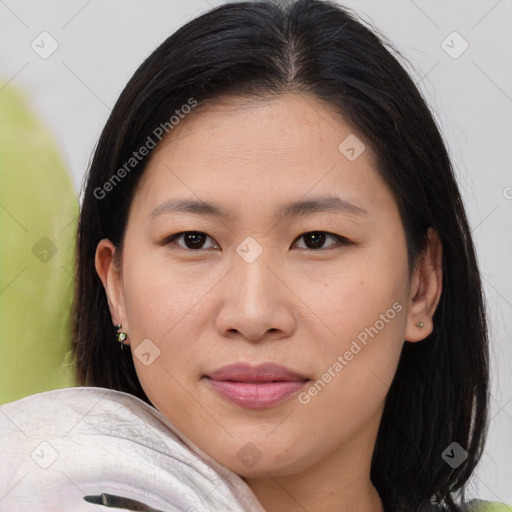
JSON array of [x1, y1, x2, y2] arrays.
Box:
[[293, 231, 348, 250], [161, 230, 348, 252], [165, 231, 220, 250]]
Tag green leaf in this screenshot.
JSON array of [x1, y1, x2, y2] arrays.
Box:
[[0, 83, 78, 403]]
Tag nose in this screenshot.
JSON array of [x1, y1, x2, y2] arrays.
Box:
[[215, 248, 296, 342]]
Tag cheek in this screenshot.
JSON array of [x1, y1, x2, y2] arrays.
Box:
[[120, 245, 221, 395], [121, 255, 203, 415], [310, 282, 406, 404], [122, 240, 195, 332], [310, 247, 408, 355], [294, 277, 406, 460], [299, 254, 409, 426]]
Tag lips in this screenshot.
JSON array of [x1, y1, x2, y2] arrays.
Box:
[[205, 362, 310, 383], [204, 363, 310, 409]]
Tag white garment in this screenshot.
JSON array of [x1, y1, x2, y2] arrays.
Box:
[[0, 386, 268, 512]]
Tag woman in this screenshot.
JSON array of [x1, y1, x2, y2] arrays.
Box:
[[0, 1, 504, 511]]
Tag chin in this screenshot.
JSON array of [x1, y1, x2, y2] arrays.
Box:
[[218, 449, 314, 479]]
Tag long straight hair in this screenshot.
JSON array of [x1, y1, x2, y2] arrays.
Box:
[[72, 2, 490, 511]]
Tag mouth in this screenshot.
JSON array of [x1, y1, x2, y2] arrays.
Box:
[[203, 362, 310, 409]]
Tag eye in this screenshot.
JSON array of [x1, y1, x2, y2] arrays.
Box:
[[164, 231, 220, 250], [292, 231, 349, 250], [161, 230, 349, 252]]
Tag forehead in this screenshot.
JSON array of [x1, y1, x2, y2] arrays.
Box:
[[151, 92, 374, 167], [131, 92, 395, 221]]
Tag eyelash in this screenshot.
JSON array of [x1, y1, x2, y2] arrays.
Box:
[[160, 231, 351, 252]]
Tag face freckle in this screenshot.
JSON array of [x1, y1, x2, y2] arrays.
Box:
[[116, 92, 412, 482]]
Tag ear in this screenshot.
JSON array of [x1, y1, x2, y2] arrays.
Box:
[[95, 238, 129, 341], [404, 227, 443, 342]]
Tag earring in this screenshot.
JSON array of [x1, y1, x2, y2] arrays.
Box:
[[115, 323, 127, 347], [416, 321, 424, 328]]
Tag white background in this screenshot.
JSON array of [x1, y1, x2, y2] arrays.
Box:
[[0, 0, 511, 504]]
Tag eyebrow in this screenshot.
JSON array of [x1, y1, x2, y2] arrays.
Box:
[[149, 195, 369, 220]]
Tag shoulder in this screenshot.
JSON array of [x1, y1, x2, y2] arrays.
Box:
[[1, 385, 177, 432], [426, 499, 512, 512], [462, 500, 512, 512], [0, 386, 178, 454], [0, 386, 266, 512], [0, 385, 155, 420]]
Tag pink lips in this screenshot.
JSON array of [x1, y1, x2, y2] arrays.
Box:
[[204, 363, 310, 409]]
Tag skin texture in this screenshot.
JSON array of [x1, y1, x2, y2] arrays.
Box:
[[96, 93, 443, 512]]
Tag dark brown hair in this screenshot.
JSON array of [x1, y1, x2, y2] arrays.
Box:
[[72, 2, 490, 511]]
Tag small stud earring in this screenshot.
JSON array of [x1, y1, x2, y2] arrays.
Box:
[[416, 321, 424, 328], [115, 323, 127, 347]]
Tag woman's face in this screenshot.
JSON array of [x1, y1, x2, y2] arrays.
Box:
[[97, 93, 439, 479]]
